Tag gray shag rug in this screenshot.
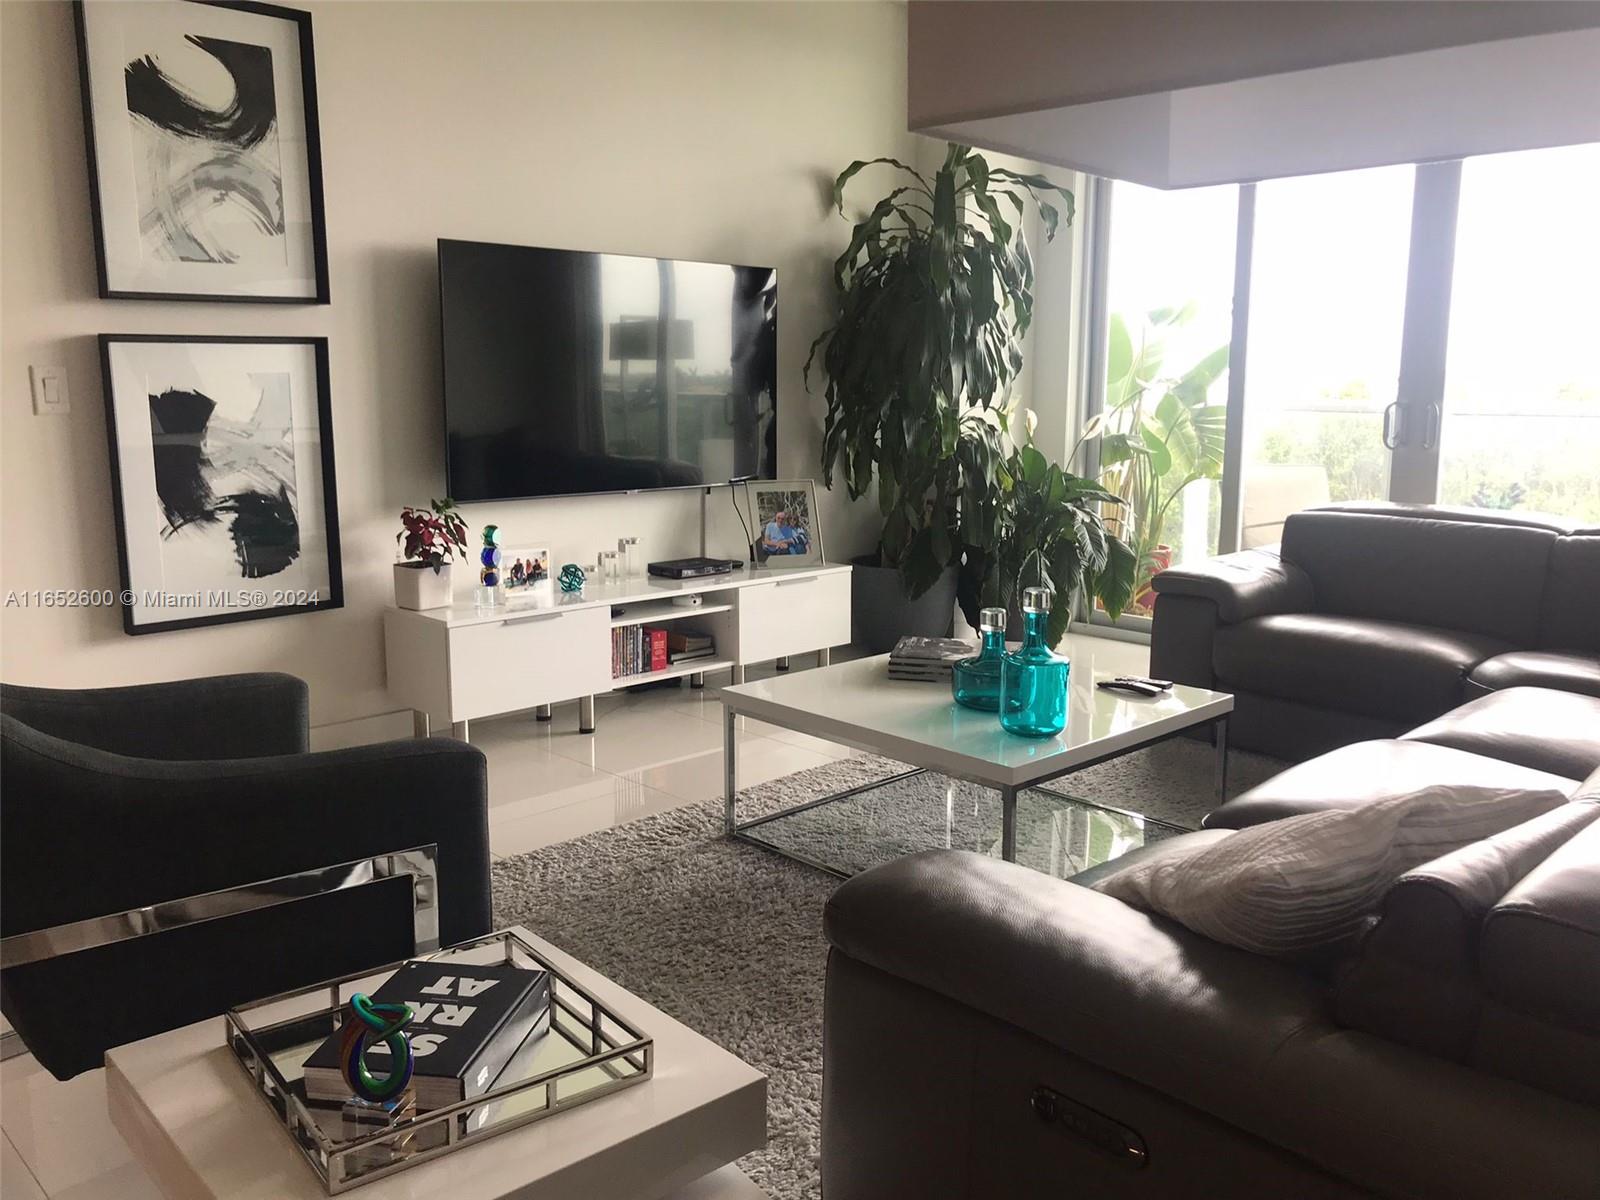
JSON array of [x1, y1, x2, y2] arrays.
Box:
[[491, 740, 1284, 1199]]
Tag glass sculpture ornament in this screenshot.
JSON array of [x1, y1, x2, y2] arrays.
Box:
[[475, 524, 504, 610], [558, 563, 586, 593], [999, 587, 1070, 737], [952, 607, 1007, 711], [338, 993, 415, 1103]]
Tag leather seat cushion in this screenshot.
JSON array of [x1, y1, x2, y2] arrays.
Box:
[[1482, 816, 1600, 1033], [1403, 686, 1600, 780], [1213, 613, 1510, 723], [1541, 534, 1600, 651], [1334, 801, 1600, 1059], [1205, 739, 1580, 831], [1467, 650, 1600, 699]]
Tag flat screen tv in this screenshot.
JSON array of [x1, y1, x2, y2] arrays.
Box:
[[438, 238, 777, 502]]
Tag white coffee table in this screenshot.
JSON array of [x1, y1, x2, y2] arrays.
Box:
[[104, 926, 768, 1200], [721, 655, 1232, 868]]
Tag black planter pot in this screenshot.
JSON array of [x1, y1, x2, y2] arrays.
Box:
[[850, 558, 958, 653]]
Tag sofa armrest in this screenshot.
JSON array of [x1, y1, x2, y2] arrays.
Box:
[[1, 719, 489, 947], [824, 850, 1600, 1200], [824, 850, 1325, 1088], [0, 673, 309, 759], [1151, 546, 1313, 624]]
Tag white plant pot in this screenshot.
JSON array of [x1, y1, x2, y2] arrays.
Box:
[[394, 562, 453, 610]]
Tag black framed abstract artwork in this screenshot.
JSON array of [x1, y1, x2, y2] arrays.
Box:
[[100, 336, 342, 634], [75, 1, 330, 303]]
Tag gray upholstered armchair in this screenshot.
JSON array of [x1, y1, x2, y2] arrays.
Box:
[[0, 673, 491, 1080]]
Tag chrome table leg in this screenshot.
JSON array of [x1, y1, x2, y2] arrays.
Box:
[[723, 706, 738, 835], [1214, 716, 1230, 804]]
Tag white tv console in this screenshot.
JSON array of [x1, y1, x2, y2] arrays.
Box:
[[384, 563, 852, 738]]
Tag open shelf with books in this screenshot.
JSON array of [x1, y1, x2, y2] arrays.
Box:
[[610, 623, 723, 681]]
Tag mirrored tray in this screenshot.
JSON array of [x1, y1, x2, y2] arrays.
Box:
[[223, 929, 652, 1193]]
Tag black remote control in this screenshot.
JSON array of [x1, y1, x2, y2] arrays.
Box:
[[1097, 678, 1165, 698]]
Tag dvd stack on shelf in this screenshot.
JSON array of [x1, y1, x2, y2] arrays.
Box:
[[611, 625, 672, 679]]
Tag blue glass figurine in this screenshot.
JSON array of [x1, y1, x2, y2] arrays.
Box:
[[952, 607, 1007, 711], [999, 587, 1070, 737], [558, 563, 586, 593]]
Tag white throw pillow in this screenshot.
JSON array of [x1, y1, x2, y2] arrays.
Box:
[[1091, 785, 1570, 956]]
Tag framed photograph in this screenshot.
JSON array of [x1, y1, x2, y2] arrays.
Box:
[[745, 480, 824, 567], [75, 1, 330, 303], [501, 546, 552, 596], [100, 335, 342, 634]]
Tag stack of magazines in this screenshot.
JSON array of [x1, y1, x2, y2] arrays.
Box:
[[887, 636, 976, 682]]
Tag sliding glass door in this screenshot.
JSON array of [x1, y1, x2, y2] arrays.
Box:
[[1087, 140, 1600, 627], [1239, 166, 1415, 546], [1437, 144, 1600, 523]]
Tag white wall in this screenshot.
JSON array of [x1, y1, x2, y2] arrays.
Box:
[[0, 0, 920, 727]]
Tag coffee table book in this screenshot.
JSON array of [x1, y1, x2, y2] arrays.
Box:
[[302, 960, 551, 1109]]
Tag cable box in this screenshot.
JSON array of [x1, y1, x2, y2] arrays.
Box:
[[647, 556, 741, 580]]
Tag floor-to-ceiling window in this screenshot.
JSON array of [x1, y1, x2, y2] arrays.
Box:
[[1438, 143, 1600, 522], [1085, 141, 1600, 627], [1240, 166, 1414, 545], [1092, 180, 1237, 612]]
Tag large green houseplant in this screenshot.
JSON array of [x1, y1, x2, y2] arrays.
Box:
[[1083, 305, 1229, 612], [807, 144, 1074, 646], [958, 435, 1138, 646]]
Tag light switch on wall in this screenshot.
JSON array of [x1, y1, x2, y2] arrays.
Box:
[[29, 365, 69, 415]]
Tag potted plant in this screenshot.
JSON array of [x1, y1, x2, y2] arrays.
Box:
[[807, 144, 1074, 651], [394, 499, 468, 610], [1082, 305, 1229, 614], [958, 435, 1137, 647]]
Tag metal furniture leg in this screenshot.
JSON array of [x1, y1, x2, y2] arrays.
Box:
[[818, 647, 831, 668], [579, 695, 596, 735], [690, 672, 705, 690], [1215, 716, 1230, 804], [776, 656, 790, 671], [412, 711, 430, 739], [1001, 785, 1019, 862], [731, 664, 746, 686], [450, 720, 469, 741], [724, 706, 738, 835], [534, 704, 552, 723]]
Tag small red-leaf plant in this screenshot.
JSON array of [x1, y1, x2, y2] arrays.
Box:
[[397, 499, 469, 574]]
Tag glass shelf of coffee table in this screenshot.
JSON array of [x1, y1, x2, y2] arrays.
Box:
[[736, 770, 1190, 881]]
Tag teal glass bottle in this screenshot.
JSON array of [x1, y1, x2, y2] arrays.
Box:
[[952, 607, 1007, 711], [999, 587, 1070, 737]]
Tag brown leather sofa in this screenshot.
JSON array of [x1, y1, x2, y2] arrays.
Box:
[[1149, 503, 1600, 760], [820, 686, 1600, 1199]]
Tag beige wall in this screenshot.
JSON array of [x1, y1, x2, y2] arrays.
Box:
[[1, 0, 921, 727]]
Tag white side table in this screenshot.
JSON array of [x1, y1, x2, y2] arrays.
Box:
[[105, 926, 768, 1200]]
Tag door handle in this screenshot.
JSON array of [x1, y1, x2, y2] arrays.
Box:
[[1381, 400, 1403, 449], [1422, 401, 1441, 450], [501, 610, 563, 626], [775, 576, 817, 588]]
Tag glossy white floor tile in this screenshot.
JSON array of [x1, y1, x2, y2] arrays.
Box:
[[0, 637, 1148, 1196], [3, 1132, 47, 1200]]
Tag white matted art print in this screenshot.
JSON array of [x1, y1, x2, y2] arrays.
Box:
[[75, 0, 329, 302], [100, 336, 342, 634], [746, 480, 823, 567]]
